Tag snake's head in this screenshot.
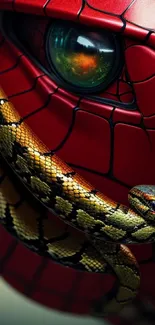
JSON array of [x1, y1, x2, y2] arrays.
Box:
[[129, 185, 155, 222], [0, 0, 155, 319], [0, 1, 154, 209]]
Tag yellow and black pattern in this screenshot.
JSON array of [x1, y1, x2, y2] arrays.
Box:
[[0, 87, 154, 315], [0, 162, 140, 316], [0, 91, 155, 244]]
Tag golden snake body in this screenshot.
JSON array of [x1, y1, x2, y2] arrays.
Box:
[[0, 87, 155, 315]]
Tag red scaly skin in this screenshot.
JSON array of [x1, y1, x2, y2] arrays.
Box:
[[0, 0, 155, 323]]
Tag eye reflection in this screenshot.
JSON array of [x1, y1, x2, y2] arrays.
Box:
[[5, 13, 122, 94], [46, 22, 119, 92]]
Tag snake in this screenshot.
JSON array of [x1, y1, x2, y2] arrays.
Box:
[[0, 85, 155, 316]]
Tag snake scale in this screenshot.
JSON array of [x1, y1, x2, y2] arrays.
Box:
[[0, 86, 155, 316]]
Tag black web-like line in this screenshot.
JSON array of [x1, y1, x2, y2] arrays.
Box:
[[0, 145, 116, 311], [2, 1, 149, 111], [8, 73, 46, 99], [0, 2, 151, 224], [0, 171, 121, 312], [0, 45, 84, 308], [1, 1, 155, 313], [0, 95, 147, 191], [11, 0, 155, 42], [83, 0, 155, 36], [76, 0, 140, 108], [104, 77, 134, 104], [0, 34, 137, 192], [0, 95, 151, 311], [0, 173, 84, 307], [77, 0, 86, 18], [0, 53, 24, 76], [103, 37, 136, 104], [43, 0, 52, 16], [84, 0, 136, 19], [0, 20, 153, 229], [0, 66, 153, 192], [0, 110, 132, 311]]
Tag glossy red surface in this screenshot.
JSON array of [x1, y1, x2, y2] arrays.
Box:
[[0, 0, 155, 323]]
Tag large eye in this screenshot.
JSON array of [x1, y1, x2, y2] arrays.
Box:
[[3, 13, 123, 96], [46, 21, 122, 93]]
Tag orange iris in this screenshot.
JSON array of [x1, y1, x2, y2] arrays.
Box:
[[71, 53, 98, 74]]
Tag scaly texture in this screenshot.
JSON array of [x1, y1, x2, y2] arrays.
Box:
[[0, 87, 154, 315], [0, 160, 140, 316]]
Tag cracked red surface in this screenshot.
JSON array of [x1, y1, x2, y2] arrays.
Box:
[[0, 0, 155, 323]]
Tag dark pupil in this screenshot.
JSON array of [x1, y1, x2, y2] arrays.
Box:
[[48, 23, 115, 89]]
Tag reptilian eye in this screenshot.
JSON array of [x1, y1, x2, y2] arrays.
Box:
[[3, 13, 123, 95], [46, 21, 122, 93]]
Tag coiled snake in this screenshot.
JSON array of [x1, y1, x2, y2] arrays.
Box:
[[0, 86, 155, 316]]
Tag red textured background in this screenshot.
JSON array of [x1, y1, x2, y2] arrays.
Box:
[[0, 0, 155, 323]]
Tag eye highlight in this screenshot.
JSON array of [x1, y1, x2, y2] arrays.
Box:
[[3, 12, 124, 96], [46, 21, 122, 93]]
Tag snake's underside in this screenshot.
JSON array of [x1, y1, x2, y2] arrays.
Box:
[[0, 87, 155, 316]]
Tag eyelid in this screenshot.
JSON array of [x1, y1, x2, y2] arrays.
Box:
[[1, 12, 136, 109], [0, 1, 128, 34], [4, 12, 122, 92]]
